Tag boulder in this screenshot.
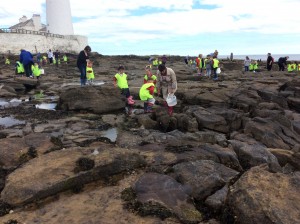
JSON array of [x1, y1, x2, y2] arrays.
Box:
[[172, 160, 239, 201], [57, 85, 126, 114], [227, 166, 300, 224], [1, 147, 145, 206], [133, 172, 203, 223]]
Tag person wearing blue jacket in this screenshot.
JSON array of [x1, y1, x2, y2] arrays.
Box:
[[19, 49, 34, 78]]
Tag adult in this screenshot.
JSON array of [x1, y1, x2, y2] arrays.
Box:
[[47, 49, 53, 64], [156, 64, 177, 116], [278, 56, 289, 71], [160, 55, 167, 65], [77, 45, 91, 86], [212, 55, 220, 81], [19, 49, 33, 78], [54, 50, 60, 67], [36, 52, 41, 65], [266, 53, 274, 71], [213, 50, 219, 57], [204, 55, 213, 77], [184, 55, 189, 66]]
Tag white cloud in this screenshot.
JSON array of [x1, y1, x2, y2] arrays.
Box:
[[1, 0, 300, 54]]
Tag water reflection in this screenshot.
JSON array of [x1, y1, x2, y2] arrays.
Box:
[[61, 81, 105, 87], [100, 128, 117, 142], [35, 103, 57, 110], [0, 116, 25, 127], [0, 98, 28, 108]]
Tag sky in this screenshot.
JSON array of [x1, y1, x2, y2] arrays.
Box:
[[1, 0, 300, 56]]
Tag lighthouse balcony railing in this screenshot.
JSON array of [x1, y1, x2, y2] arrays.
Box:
[[0, 28, 64, 38]]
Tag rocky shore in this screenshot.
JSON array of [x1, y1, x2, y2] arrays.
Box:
[[0, 54, 299, 224]]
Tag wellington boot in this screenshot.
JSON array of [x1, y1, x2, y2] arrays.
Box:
[[144, 102, 148, 113], [168, 106, 173, 116], [146, 103, 154, 113]]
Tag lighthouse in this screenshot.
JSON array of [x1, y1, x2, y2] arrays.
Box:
[[46, 0, 74, 35]]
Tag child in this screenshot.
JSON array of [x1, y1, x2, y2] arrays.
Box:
[[42, 55, 47, 66], [253, 60, 258, 72], [143, 65, 157, 93], [63, 54, 68, 64], [113, 65, 130, 98], [15, 60, 25, 76], [139, 79, 155, 113], [244, 56, 251, 72], [31, 62, 41, 79], [204, 55, 213, 77], [196, 54, 204, 75], [86, 60, 95, 84], [5, 57, 10, 65], [113, 65, 131, 113]]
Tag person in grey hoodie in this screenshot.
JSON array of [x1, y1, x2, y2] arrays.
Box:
[[244, 56, 251, 72]]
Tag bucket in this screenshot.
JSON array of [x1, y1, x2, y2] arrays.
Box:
[[216, 67, 221, 74], [166, 93, 177, 106], [40, 69, 45, 75]]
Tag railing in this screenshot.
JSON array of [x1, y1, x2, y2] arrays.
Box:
[[0, 28, 64, 38]]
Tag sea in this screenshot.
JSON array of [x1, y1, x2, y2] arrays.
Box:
[[218, 54, 300, 62]]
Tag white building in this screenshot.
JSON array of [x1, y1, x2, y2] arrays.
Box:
[[10, 14, 46, 32], [46, 0, 74, 35], [0, 0, 87, 54]]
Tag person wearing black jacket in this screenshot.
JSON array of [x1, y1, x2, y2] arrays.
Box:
[[77, 45, 91, 86], [278, 56, 289, 71], [266, 53, 274, 71]]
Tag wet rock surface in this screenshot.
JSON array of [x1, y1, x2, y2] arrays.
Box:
[[0, 54, 300, 223]]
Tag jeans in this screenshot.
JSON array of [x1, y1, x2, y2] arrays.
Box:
[[78, 65, 87, 86], [245, 66, 249, 72], [206, 68, 212, 77], [213, 68, 218, 80], [24, 63, 32, 77]]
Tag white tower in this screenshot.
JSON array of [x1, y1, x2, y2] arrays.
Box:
[[46, 0, 74, 35]]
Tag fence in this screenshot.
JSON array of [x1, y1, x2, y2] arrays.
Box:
[[0, 28, 64, 38]]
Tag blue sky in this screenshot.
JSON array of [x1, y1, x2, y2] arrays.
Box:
[[1, 0, 300, 56]]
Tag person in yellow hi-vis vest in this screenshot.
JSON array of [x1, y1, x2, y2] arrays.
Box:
[[63, 54, 68, 64], [152, 58, 159, 67], [196, 54, 204, 75], [113, 65, 133, 115], [139, 79, 155, 113], [15, 61, 25, 76], [113, 65, 130, 98], [42, 55, 47, 66], [143, 65, 157, 94], [86, 61, 95, 84], [212, 55, 220, 81], [253, 60, 258, 73], [31, 62, 41, 80], [288, 62, 297, 72], [5, 58, 10, 65]]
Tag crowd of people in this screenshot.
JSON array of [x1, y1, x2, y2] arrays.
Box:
[[13, 48, 69, 79], [243, 54, 297, 73], [112, 62, 177, 116], [184, 50, 221, 81], [3, 46, 299, 117]]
